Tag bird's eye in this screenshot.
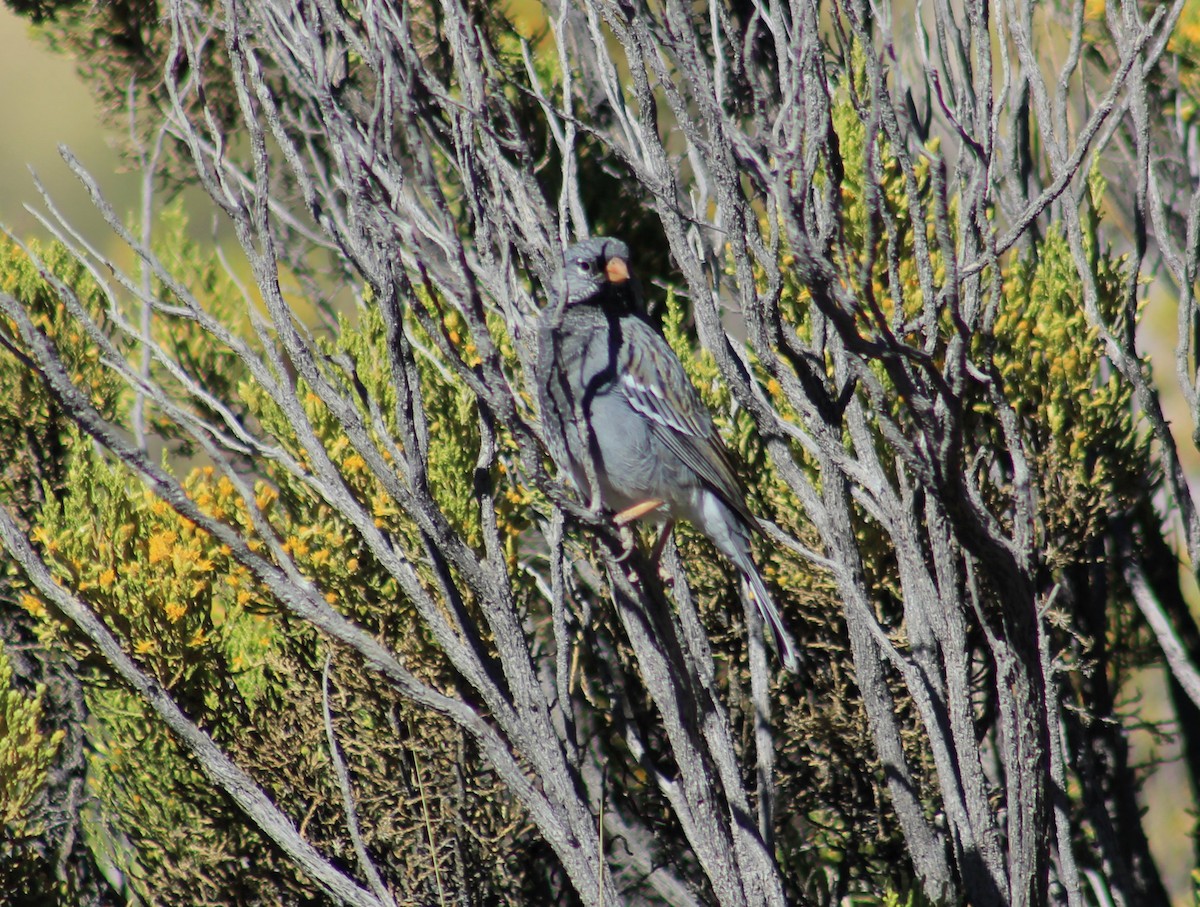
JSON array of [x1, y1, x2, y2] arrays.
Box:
[[575, 258, 593, 274]]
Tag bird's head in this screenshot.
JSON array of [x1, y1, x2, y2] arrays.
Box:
[[557, 236, 644, 313]]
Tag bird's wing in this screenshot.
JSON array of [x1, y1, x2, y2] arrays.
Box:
[[617, 317, 759, 527]]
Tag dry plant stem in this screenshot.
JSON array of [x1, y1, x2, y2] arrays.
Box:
[[321, 656, 397, 907]]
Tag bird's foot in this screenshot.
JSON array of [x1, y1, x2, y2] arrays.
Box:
[[613, 525, 640, 563], [612, 500, 664, 564]]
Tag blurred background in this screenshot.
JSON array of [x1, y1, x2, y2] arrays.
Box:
[[0, 5, 138, 246]]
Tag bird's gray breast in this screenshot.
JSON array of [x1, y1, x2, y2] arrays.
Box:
[[537, 307, 662, 511]]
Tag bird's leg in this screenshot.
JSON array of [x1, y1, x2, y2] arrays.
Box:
[[610, 500, 660, 562], [613, 499, 665, 526], [649, 520, 675, 566], [612, 500, 667, 563]]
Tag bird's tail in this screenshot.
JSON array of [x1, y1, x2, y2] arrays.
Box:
[[742, 568, 799, 673]]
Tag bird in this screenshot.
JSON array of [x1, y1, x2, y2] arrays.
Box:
[[535, 236, 799, 672]]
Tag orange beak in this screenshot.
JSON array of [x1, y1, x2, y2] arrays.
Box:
[[605, 257, 630, 284]]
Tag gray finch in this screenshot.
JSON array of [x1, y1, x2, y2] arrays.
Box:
[[535, 236, 799, 672]]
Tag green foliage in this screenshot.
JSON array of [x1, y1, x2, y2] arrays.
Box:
[[0, 237, 127, 512], [987, 222, 1148, 572], [0, 214, 543, 903], [30, 453, 268, 717], [827, 57, 940, 345], [84, 680, 313, 907], [0, 642, 64, 849]]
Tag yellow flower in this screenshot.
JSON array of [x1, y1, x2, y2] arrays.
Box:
[[255, 485, 277, 510], [20, 594, 46, 618], [148, 530, 178, 564], [165, 601, 187, 622]]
